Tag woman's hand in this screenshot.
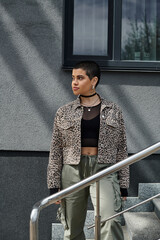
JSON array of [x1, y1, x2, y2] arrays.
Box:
[[122, 196, 127, 201], [120, 188, 128, 201], [55, 199, 61, 205]]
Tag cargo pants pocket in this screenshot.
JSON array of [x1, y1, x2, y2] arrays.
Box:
[[57, 200, 68, 230]]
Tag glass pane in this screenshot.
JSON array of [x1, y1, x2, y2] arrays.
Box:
[[121, 0, 160, 61], [73, 0, 108, 56]]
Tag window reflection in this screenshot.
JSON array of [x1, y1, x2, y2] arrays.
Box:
[[121, 0, 160, 61], [73, 0, 108, 56]]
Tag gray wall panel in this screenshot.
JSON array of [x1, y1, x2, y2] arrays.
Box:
[[0, 151, 59, 240]]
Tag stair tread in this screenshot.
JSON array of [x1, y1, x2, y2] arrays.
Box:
[[138, 183, 160, 199], [123, 197, 153, 212], [124, 212, 160, 240], [153, 198, 160, 209], [153, 198, 160, 220]]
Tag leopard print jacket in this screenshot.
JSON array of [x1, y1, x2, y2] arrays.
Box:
[[47, 96, 129, 189]]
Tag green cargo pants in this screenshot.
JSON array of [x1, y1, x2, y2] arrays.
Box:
[[59, 155, 124, 240]]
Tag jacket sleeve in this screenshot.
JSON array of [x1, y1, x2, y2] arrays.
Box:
[[116, 109, 130, 189], [47, 109, 63, 189]]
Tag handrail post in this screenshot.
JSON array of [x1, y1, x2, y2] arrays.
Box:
[[95, 181, 101, 240], [30, 220, 38, 240], [30, 205, 40, 240]]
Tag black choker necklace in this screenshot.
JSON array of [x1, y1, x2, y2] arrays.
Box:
[[80, 92, 97, 98]]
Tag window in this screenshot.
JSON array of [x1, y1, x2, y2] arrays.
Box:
[[73, 0, 110, 57], [63, 0, 160, 71], [122, 0, 160, 62]]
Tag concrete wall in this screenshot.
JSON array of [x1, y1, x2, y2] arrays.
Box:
[[0, 0, 160, 153], [0, 1, 160, 240]]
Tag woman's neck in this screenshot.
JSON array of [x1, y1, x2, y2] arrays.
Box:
[[80, 92, 97, 98], [80, 93, 100, 106]]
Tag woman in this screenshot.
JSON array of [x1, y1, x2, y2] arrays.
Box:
[[47, 61, 129, 240]]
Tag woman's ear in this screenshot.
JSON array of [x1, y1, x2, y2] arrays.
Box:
[[92, 77, 98, 87]]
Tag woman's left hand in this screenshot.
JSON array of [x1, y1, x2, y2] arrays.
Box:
[[122, 196, 127, 201]]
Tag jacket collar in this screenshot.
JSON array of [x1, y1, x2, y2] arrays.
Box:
[[72, 94, 113, 111]]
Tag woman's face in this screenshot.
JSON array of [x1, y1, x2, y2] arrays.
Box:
[[72, 68, 96, 96]]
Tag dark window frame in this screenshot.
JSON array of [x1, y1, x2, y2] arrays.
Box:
[[63, 0, 160, 72]]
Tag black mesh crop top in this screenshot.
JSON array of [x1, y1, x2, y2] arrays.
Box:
[[81, 103, 101, 147]]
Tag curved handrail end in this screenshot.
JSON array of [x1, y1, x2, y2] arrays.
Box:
[[30, 202, 41, 223]]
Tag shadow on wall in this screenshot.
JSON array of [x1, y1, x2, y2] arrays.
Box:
[[99, 83, 158, 151], [0, 0, 71, 133], [1, 0, 160, 139]]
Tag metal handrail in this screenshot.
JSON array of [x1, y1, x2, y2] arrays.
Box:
[[88, 192, 160, 229], [30, 142, 160, 240]]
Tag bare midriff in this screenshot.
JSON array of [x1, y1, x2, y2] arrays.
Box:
[[81, 147, 98, 155]]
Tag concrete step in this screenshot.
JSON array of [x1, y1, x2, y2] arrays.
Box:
[[52, 223, 63, 240], [123, 197, 153, 212], [124, 212, 160, 240], [138, 183, 160, 200], [153, 198, 160, 220]]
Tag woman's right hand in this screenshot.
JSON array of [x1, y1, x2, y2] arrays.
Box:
[[55, 199, 61, 205]]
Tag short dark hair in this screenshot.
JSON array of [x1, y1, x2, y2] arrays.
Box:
[[73, 61, 101, 87]]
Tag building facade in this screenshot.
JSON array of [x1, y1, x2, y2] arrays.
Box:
[[1, 1, 160, 240]]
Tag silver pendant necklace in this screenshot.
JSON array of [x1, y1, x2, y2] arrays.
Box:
[[81, 97, 99, 111]]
